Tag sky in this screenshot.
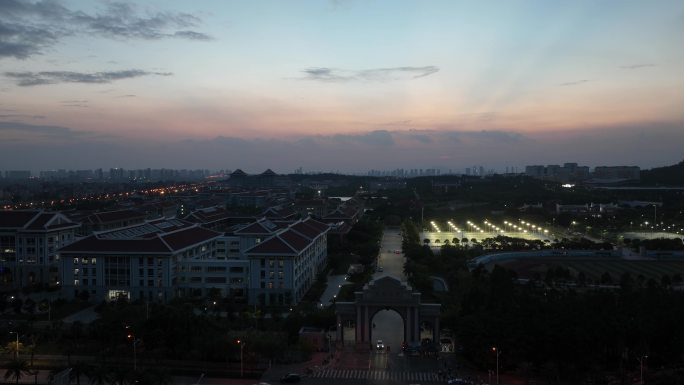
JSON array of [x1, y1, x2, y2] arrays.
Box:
[[1, 0, 683, 174]]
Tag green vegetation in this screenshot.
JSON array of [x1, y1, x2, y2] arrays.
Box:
[[400, 213, 684, 382], [640, 159, 684, 186]]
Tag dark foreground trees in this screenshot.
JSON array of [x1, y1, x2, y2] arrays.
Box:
[[401, 219, 684, 382]]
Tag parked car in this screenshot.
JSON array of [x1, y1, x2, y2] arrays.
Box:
[[405, 346, 420, 356], [279, 373, 301, 383], [447, 378, 469, 385]]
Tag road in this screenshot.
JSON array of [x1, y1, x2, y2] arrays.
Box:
[[259, 227, 444, 385], [376, 228, 405, 280]]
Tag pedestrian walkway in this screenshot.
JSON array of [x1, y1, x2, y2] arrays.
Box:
[[311, 369, 439, 382]]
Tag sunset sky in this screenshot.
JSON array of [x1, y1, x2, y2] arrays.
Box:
[[1, 0, 683, 174]]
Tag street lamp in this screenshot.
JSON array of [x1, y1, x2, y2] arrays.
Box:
[[639, 355, 648, 385], [9, 331, 18, 359], [237, 339, 245, 377], [492, 347, 501, 385], [127, 334, 140, 371]]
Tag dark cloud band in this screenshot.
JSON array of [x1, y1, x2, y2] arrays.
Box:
[[4, 70, 172, 86], [0, 0, 212, 60]]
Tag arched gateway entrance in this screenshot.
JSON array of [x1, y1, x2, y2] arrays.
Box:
[[335, 275, 440, 346]]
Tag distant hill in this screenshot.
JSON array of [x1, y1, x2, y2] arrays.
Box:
[[641, 160, 684, 185]]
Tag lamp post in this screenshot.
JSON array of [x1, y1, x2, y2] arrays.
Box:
[[237, 339, 245, 377], [9, 331, 18, 359], [127, 334, 140, 371], [639, 355, 648, 385], [492, 347, 501, 385]]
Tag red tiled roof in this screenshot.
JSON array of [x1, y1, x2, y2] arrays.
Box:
[[0, 210, 79, 231], [279, 229, 310, 252], [303, 217, 330, 233], [160, 226, 221, 251], [246, 237, 296, 255], [188, 207, 236, 223], [59, 235, 171, 254], [235, 222, 274, 235], [0, 210, 41, 229], [26, 213, 78, 230], [24, 213, 53, 230], [289, 221, 319, 239], [59, 225, 219, 254]]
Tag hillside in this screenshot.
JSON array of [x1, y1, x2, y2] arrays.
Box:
[[641, 160, 684, 185]]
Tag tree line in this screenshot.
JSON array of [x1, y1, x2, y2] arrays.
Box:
[[401, 219, 684, 383]]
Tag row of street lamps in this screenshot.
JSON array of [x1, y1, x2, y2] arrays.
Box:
[[488, 347, 647, 385]]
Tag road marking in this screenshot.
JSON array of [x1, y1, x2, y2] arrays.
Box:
[[312, 369, 439, 381]]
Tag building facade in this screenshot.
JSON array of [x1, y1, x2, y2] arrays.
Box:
[[58, 217, 330, 305], [0, 210, 80, 287], [245, 218, 329, 306]]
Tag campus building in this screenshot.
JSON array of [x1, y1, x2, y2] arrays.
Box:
[[245, 217, 329, 306], [0, 210, 80, 287], [58, 216, 330, 305], [59, 218, 222, 302]]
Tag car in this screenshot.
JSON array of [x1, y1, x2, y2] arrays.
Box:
[[378, 266, 384, 272], [376, 339, 385, 350], [405, 346, 420, 356], [448, 378, 469, 385], [279, 373, 301, 383], [394, 250, 401, 254]]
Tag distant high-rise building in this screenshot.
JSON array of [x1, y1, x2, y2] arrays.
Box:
[[593, 166, 640, 181], [5, 170, 31, 179]]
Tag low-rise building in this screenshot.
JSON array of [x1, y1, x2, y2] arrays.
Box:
[[0, 210, 80, 287], [58, 216, 330, 305], [245, 217, 329, 306], [59, 218, 222, 302]]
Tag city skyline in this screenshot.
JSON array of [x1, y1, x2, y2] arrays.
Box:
[[1, 0, 683, 172]]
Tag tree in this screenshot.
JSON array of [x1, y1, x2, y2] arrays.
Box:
[[600, 272, 613, 285], [4, 359, 31, 385], [70, 361, 90, 385], [109, 366, 131, 385], [87, 363, 111, 385], [5, 340, 23, 359]]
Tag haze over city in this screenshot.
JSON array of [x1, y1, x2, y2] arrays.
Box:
[[1, 0, 683, 173]]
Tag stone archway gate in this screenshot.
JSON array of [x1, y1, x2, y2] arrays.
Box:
[[335, 275, 440, 346]]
